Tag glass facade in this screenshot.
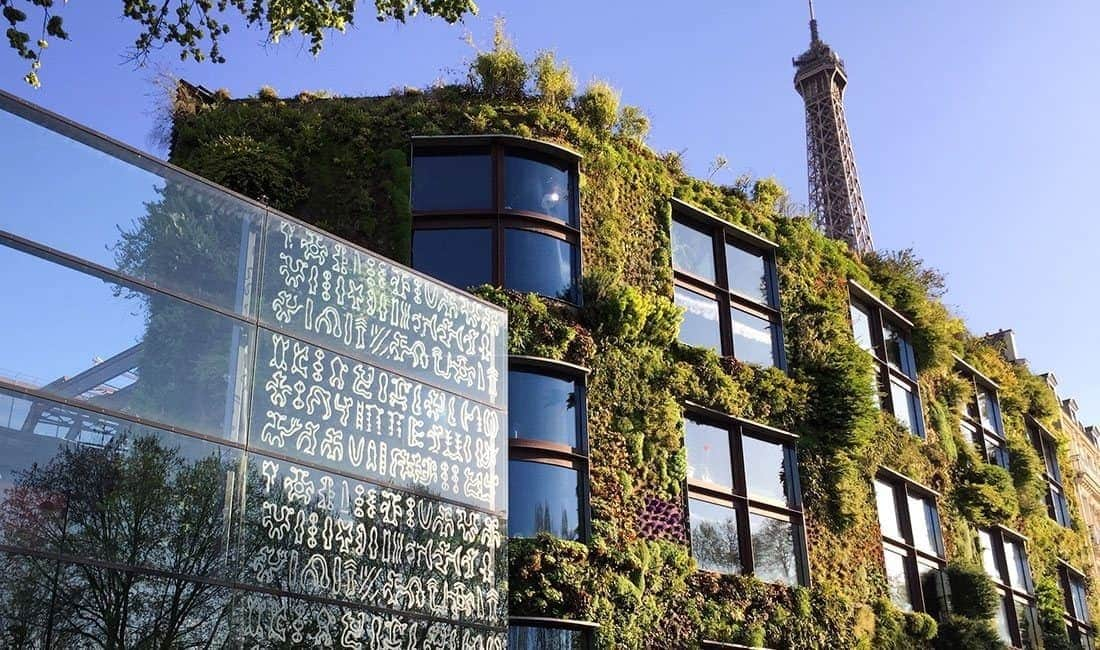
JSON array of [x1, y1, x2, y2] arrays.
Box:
[[411, 227, 493, 289], [509, 625, 592, 650], [504, 228, 578, 301], [503, 152, 574, 224], [684, 412, 807, 586], [411, 149, 493, 211], [0, 94, 510, 647]]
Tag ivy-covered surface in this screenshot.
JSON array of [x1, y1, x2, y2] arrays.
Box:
[[169, 37, 1097, 650]]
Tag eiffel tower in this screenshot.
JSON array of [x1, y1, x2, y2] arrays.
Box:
[[793, 1, 874, 254]]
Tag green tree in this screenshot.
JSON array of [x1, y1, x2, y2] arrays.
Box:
[[2, 0, 478, 87]]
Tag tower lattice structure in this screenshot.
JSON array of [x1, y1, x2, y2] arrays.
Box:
[[793, 2, 874, 254]]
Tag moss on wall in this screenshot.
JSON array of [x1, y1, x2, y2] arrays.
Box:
[[170, 72, 1097, 649]]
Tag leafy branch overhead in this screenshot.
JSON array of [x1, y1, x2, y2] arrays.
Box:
[[2, 0, 478, 87]]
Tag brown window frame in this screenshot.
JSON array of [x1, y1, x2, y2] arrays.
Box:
[[955, 356, 1009, 469], [410, 135, 582, 305], [848, 280, 925, 437], [874, 467, 947, 614], [507, 355, 591, 543], [669, 198, 786, 370], [1029, 415, 1073, 529], [978, 525, 1038, 649], [1059, 561, 1094, 647], [508, 617, 598, 649], [683, 402, 809, 587]]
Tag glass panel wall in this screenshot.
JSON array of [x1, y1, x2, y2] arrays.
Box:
[[411, 150, 493, 211], [504, 229, 577, 301], [412, 228, 493, 289], [504, 152, 574, 224]]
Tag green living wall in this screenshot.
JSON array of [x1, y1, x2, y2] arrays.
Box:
[[169, 36, 1096, 650]]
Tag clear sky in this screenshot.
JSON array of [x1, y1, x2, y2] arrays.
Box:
[[2, 1, 1097, 423]]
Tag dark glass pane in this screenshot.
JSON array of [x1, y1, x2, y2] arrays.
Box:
[[977, 388, 1001, 434], [509, 370, 580, 448], [0, 551, 58, 647], [1015, 597, 1040, 649], [509, 460, 580, 540], [412, 152, 492, 211], [884, 546, 912, 611], [962, 420, 980, 448], [749, 513, 799, 585], [883, 322, 914, 377], [850, 302, 874, 353], [685, 419, 733, 488], [730, 307, 776, 367], [909, 495, 942, 556], [919, 559, 945, 617], [509, 626, 587, 650], [0, 108, 264, 315], [743, 435, 787, 504], [0, 243, 252, 441], [890, 378, 920, 434], [674, 286, 721, 352], [504, 229, 577, 301], [412, 228, 493, 290], [874, 480, 902, 540], [1072, 577, 1090, 623], [504, 153, 573, 224], [984, 434, 1009, 468], [725, 242, 770, 305], [670, 220, 716, 282], [1042, 436, 1063, 482], [689, 498, 741, 574]]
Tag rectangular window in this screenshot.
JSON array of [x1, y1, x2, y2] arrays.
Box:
[[874, 470, 946, 614], [849, 281, 924, 437], [1031, 419, 1072, 528], [684, 409, 807, 586], [671, 199, 784, 369], [1061, 562, 1093, 645], [979, 526, 1037, 649], [957, 358, 1010, 470]]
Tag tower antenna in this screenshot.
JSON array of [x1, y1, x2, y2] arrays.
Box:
[[808, 0, 820, 43]]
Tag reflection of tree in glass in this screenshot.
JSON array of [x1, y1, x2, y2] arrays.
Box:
[[751, 518, 795, 584], [691, 517, 739, 574], [0, 435, 234, 647]]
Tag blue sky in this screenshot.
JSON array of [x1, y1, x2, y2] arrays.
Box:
[[2, 1, 1097, 423]]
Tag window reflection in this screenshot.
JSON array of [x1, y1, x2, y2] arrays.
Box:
[[671, 220, 716, 282], [1, 110, 263, 315], [874, 480, 902, 540], [504, 229, 577, 301], [883, 323, 910, 375], [890, 379, 919, 433], [412, 228, 492, 289], [725, 243, 770, 305], [509, 460, 580, 540], [908, 495, 940, 556], [508, 626, 589, 650], [675, 286, 721, 352], [749, 513, 798, 585], [509, 370, 579, 448], [884, 547, 912, 610], [850, 302, 874, 352], [730, 307, 776, 367], [411, 152, 493, 212], [689, 498, 741, 574], [504, 153, 573, 224], [685, 419, 733, 488], [742, 436, 786, 504], [0, 244, 251, 442]]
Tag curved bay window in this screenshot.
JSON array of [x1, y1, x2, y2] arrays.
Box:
[[849, 280, 925, 437], [1030, 417, 1073, 528], [874, 468, 947, 614], [956, 356, 1009, 469], [670, 199, 785, 369], [411, 136, 581, 303], [1060, 562, 1094, 649], [978, 526, 1039, 649], [508, 357, 590, 541], [683, 404, 809, 586], [508, 618, 597, 649]]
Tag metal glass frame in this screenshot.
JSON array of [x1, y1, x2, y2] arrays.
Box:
[[683, 402, 809, 586], [874, 468, 947, 614], [410, 136, 582, 304], [956, 356, 1009, 469], [1060, 561, 1094, 648], [508, 617, 598, 649], [1029, 416, 1073, 528], [979, 526, 1038, 649], [670, 199, 786, 370]]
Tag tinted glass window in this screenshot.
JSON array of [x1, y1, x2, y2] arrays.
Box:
[[509, 370, 579, 448], [1071, 576, 1090, 622], [670, 220, 716, 282], [412, 228, 492, 289], [875, 480, 902, 540], [0, 244, 251, 442], [883, 322, 911, 375], [884, 547, 912, 610], [725, 242, 770, 305], [503, 153, 573, 224], [730, 307, 776, 367], [742, 436, 787, 505], [918, 559, 944, 616], [685, 419, 733, 488], [749, 513, 798, 585], [1041, 436, 1062, 481], [412, 152, 493, 211], [908, 495, 941, 556], [689, 498, 741, 574], [509, 460, 580, 540], [850, 302, 874, 352], [1015, 598, 1039, 648], [0, 110, 264, 316], [504, 229, 577, 301], [675, 286, 721, 352], [509, 626, 587, 650], [984, 434, 1009, 468]]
